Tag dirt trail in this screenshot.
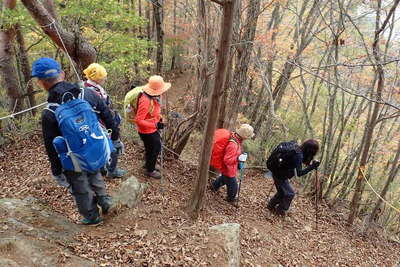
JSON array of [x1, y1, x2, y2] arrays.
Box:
[[1, 134, 399, 266]]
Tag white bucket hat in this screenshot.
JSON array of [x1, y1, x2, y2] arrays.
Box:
[[236, 124, 254, 139]]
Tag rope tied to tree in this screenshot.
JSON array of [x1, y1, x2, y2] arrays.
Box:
[[359, 166, 400, 214], [0, 19, 83, 121]]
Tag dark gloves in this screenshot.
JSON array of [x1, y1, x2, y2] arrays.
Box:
[[311, 160, 320, 169], [157, 122, 165, 130], [112, 140, 125, 155]]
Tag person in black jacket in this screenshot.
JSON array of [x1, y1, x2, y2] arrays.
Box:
[[32, 57, 121, 225], [267, 139, 320, 216]]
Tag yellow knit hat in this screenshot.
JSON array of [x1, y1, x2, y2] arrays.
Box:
[[83, 63, 107, 81]]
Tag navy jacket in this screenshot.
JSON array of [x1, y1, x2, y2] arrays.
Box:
[[41, 81, 119, 176], [273, 151, 315, 180]]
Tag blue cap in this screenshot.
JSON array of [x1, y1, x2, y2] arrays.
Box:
[[31, 57, 61, 79]]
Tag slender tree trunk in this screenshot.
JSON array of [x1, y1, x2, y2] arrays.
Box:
[[188, 0, 237, 218], [365, 140, 400, 230], [224, 0, 260, 128], [152, 0, 164, 74], [0, 0, 24, 113], [217, 54, 232, 129], [15, 24, 36, 113], [21, 0, 96, 70], [171, 0, 178, 70], [146, 0, 152, 72], [348, 0, 400, 225]]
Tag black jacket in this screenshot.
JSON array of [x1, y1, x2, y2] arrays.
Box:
[[273, 151, 315, 180], [41, 81, 119, 176]]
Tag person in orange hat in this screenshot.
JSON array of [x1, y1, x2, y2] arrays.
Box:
[[135, 75, 171, 179]]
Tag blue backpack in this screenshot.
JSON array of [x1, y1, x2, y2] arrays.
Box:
[[48, 89, 114, 173]]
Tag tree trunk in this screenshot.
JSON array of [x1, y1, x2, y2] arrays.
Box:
[[364, 139, 400, 230], [146, 0, 152, 72], [0, 0, 24, 113], [224, 0, 261, 128], [347, 0, 400, 225], [188, 0, 237, 218], [152, 0, 164, 74], [15, 24, 36, 114], [170, 0, 177, 70], [21, 0, 96, 70], [217, 55, 232, 129]]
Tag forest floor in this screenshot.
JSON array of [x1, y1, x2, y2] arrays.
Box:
[[1, 133, 400, 266]]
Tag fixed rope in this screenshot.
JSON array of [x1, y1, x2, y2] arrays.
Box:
[[359, 167, 400, 214], [0, 102, 48, 121], [1, 19, 82, 121]]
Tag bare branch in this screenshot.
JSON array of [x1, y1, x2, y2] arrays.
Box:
[[210, 0, 223, 5], [288, 60, 400, 111]]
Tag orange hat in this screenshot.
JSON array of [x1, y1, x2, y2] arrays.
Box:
[[143, 75, 171, 96]]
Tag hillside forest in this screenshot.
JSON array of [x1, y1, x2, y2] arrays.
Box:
[[0, 0, 400, 260]]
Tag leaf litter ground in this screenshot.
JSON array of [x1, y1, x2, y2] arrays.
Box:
[[1, 134, 399, 266]]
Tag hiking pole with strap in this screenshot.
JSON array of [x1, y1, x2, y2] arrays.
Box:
[[315, 171, 318, 230], [159, 130, 165, 194], [236, 153, 248, 208]]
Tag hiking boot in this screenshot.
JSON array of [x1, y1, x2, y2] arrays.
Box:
[[145, 170, 161, 179], [275, 209, 287, 216], [80, 216, 103, 226], [267, 204, 276, 213], [97, 195, 113, 215], [209, 180, 218, 192], [106, 168, 127, 178], [226, 198, 239, 208], [142, 164, 160, 171]]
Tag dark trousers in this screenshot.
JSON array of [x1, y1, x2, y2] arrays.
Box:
[[139, 131, 161, 172], [65, 171, 107, 220], [212, 175, 238, 201], [107, 150, 119, 173], [268, 176, 295, 212]]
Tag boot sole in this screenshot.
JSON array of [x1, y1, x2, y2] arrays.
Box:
[[79, 221, 103, 227]]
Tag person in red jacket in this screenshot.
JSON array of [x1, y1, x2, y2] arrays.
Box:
[[211, 124, 254, 203], [135, 75, 171, 179]]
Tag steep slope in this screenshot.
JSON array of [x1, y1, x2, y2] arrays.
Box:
[[1, 134, 399, 266]]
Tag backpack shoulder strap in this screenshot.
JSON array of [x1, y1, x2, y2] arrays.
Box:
[[79, 87, 85, 100], [45, 103, 60, 114]]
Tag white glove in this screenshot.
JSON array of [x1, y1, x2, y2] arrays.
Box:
[[238, 153, 248, 162], [51, 174, 70, 188]]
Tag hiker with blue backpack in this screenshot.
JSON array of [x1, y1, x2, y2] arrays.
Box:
[[209, 124, 254, 205], [33, 57, 120, 225], [124, 75, 171, 179], [266, 139, 320, 216], [83, 63, 127, 179]]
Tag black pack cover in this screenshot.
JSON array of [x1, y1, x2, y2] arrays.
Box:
[[266, 141, 300, 174]]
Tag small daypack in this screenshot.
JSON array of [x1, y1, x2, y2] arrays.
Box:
[[48, 89, 113, 173], [210, 129, 238, 171], [124, 86, 154, 124], [266, 141, 300, 173]]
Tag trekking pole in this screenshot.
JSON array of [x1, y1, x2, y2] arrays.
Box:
[[315, 169, 319, 230], [236, 167, 244, 208], [266, 181, 274, 200], [160, 130, 164, 194], [236, 153, 248, 208]]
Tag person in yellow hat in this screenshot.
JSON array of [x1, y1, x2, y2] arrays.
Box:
[[83, 63, 127, 179], [135, 75, 171, 179]]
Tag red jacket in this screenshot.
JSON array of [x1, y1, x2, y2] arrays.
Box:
[[135, 94, 161, 134], [221, 134, 242, 178]]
